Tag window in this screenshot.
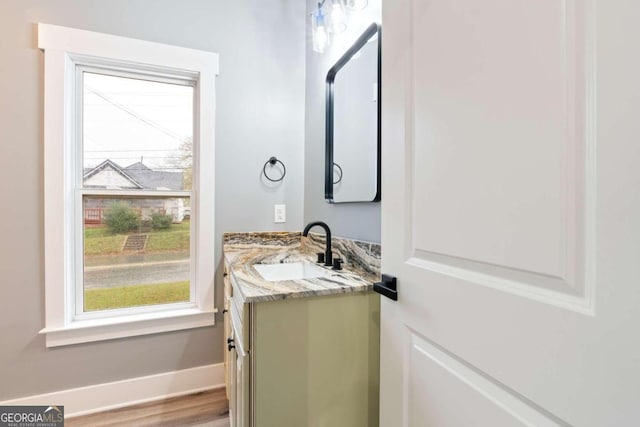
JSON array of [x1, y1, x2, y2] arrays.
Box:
[[39, 24, 218, 347], [80, 72, 194, 315]]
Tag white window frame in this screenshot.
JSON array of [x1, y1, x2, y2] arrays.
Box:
[[73, 64, 198, 321], [38, 23, 219, 347]]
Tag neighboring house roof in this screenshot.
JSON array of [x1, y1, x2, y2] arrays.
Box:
[[83, 159, 144, 189], [124, 162, 183, 191], [83, 159, 183, 191]]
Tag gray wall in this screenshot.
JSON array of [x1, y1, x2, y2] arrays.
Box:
[[0, 0, 305, 400], [304, 0, 381, 243]]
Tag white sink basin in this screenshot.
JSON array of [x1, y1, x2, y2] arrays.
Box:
[[253, 261, 330, 282]]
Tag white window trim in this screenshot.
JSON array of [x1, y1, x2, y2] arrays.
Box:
[[38, 23, 219, 347]]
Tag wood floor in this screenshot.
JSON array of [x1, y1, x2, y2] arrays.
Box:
[[66, 388, 230, 427]]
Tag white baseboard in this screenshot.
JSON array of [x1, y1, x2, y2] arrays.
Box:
[[0, 363, 225, 418]]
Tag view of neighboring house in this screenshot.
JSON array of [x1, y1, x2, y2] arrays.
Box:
[[83, 159, 187, 224]]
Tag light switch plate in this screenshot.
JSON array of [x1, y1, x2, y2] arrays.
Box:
[[274, 204, 286, 223]]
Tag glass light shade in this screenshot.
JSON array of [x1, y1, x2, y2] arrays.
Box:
[[311, 5, 329, 53], [330, 0, 348, 34], [347, 0, 368, 10]]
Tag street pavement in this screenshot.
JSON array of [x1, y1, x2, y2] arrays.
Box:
[[84, 258, 190, 289]]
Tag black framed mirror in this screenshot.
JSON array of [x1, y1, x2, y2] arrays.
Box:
[[325, 23, 381, 203]]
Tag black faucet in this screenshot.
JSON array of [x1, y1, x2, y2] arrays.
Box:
[[302, 221, 332, 266]]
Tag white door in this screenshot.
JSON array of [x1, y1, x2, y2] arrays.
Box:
[[380, 1, 640, 426]]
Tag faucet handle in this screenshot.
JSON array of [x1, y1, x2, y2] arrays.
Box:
[[316, 252, 325, 264], [332, 258, 344, 270]]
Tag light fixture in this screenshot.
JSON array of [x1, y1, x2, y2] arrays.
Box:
[[311, 2, 329, 53], [346, 0, 368, 10], [311, 0, 369, 53], [329, 0, 348, 34]]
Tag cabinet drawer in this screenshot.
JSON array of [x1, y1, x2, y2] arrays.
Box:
[[224, 266, 232, 300], [229, 302, 247, 357]]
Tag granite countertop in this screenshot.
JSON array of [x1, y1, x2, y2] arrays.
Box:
[[223, 232, 380, 303]]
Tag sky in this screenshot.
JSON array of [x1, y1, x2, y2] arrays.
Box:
[[83, 72, 193, 171]]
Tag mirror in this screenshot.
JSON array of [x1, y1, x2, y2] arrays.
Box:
[[325, 23, 381, 203]]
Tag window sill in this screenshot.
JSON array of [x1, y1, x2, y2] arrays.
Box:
[[39, 307, 217, 347]]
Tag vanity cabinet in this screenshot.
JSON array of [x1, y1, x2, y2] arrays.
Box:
[[223, 261, 380, 427]]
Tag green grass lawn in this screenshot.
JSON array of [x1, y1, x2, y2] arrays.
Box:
[[84, 226, 126, 255], [84, 221, 190, 256], [85, 281, 189, 311], [146, 221, 190, 252]]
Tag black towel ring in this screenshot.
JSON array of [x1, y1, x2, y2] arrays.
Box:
[[333, 162, 343, 184], [263, 157, 286, 182]]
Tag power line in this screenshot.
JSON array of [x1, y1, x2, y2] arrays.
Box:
[[85, 149, 185, 152], [84, 165, 191, 171], [84, 156, 186, 159], [85, 85, 191, 145]]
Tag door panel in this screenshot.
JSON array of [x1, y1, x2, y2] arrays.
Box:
[[228, 329, 237, 427], [381, 0, 640, 425], [408, 0, 591, 302], [407, 332, 563, 427]]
